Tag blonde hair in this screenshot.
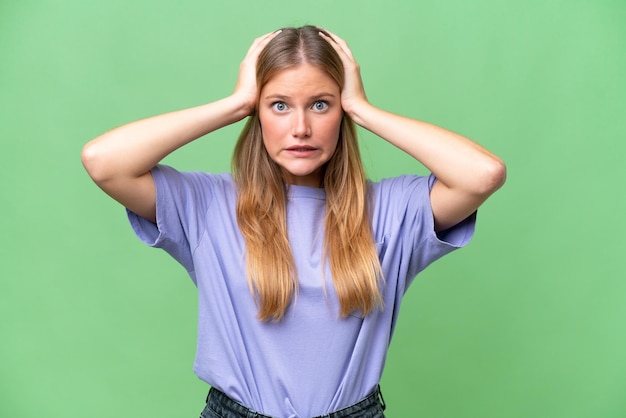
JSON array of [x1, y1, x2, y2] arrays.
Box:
[[232, 26, 383, 321]]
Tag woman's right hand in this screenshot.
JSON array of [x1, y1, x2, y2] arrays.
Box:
[[232, 30, 282, 115], [82, 30, 282, 222]]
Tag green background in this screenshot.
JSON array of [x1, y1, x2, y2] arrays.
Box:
[[1, 1, 625, 417]]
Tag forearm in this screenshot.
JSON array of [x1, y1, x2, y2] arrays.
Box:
[[321, 29, 505, 230], [81, 94, 251, 183], [350, 103, 505, 195]]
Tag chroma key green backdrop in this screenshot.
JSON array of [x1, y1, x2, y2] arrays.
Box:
[[1, 1, 625, 417]]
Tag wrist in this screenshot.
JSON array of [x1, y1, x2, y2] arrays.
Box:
[[344, 100, 373, 127], [224, 93, 256, 121]]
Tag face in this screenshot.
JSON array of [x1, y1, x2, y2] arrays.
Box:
[[258, 63, 343, 187]]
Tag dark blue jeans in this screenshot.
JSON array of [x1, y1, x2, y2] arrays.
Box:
[[200, 386, 386, 418]]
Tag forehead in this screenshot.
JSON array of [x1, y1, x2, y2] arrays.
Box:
[[261, 64, 340, 97]]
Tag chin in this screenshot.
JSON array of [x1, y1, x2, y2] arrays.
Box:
[[282, 167, 324, 186]]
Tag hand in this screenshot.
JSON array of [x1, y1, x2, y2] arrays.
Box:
[[233, 30, 282, 116], [318, 29, 370, 121]]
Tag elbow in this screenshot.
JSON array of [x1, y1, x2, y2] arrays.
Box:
[[81, 141, 111, 185], [478, 157, 507, 196]]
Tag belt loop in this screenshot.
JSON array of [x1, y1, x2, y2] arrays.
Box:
[[377, 385, 386, 411]]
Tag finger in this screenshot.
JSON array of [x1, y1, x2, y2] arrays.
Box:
[[318, 28, 354, 60], [247, 30, 280, 55], [319, 33, 355, 69], [245, 30, 282, 58]]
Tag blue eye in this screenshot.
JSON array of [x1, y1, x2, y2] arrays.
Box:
[[313, 101, 328, 111], [272, 102, 287, 112]]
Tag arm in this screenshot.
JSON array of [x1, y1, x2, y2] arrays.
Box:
[[320, 30, 506, 231], [81, 31, 281, 222]]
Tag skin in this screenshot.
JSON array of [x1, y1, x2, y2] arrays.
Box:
[[81, 28, 506, 231], [258, 64, 343, 187], [81, 31, 282, 222], [319, 29, 506, 230]]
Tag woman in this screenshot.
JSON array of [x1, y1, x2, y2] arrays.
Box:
[[82, 26, 505, 418]]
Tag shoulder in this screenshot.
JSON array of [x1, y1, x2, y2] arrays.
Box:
[[152, 164, 232, 182], [368, 174, 435, 202], [150, 165, 237, 218], [152, 164, 235, 192], [367, 174, 439, 236]]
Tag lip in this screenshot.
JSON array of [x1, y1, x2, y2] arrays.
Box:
[[285, 145, 318, 157]]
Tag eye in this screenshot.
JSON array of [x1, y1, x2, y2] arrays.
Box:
[[312, 101, 328, 111], [272, 101, 288, 112]]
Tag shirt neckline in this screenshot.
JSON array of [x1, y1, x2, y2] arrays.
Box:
[[286, 184, 327, 200]]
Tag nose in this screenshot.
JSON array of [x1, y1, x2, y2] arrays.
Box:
[[291, 110, 311, 138]]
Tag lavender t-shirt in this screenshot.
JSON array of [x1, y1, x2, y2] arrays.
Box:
[[127, 164, 475, 418]]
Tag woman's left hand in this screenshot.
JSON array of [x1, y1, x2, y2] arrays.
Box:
[[320, 28, 506, 232], [319, 28, 370, 121]]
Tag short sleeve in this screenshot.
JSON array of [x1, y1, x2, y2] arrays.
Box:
[[371, 174, 476, 293], [126, 164, 216, 278]]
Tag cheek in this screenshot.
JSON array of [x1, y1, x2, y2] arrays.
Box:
[[321, 115, 343, 148], [259, 115, 288, 142], [259, 113, 281, 149]]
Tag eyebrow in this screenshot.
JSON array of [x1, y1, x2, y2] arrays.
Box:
[[262, 93, 337, 101]]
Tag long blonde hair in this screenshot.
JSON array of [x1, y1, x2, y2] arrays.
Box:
[[232, 26, 383, 321]]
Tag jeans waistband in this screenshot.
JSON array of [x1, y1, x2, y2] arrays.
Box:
[[205, 385, 386, 418]]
